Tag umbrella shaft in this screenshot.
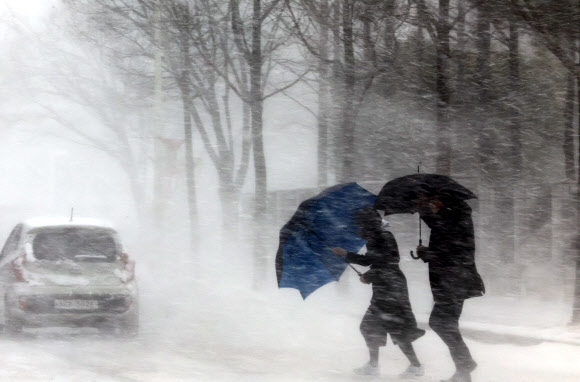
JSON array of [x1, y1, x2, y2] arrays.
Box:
[[348, 263, 362, 276]]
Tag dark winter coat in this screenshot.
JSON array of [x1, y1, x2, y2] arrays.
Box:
[[345, 230, 424, 344], [418, 200, 485, 302]]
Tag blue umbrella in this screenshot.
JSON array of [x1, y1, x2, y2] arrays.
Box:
[[275, 183, 377, 299]]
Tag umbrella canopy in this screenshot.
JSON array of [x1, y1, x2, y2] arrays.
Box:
[[374, 174, 476, 214], [275, 183, 376, 299]]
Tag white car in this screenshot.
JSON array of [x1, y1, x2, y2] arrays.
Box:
[[0, 218, 139, 336]]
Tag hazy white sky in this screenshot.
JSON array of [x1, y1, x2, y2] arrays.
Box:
[[1, 0, 56, 21]]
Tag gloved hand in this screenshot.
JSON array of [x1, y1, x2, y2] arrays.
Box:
[[331, 247, 347, 256], [416, 245, 432, 263]]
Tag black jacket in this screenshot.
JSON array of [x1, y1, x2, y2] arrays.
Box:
[[345, 230, 417, 324], [419, 200, 485, 301]]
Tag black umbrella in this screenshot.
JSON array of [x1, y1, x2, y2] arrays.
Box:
[[374, 173, 476, 259], [374, 173, 476, 214]]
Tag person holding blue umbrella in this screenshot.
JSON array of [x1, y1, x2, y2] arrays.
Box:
[[275, 183, 378, 299], [331, 208, 425, 378]]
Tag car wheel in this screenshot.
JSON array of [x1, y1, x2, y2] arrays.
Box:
[[119, 316, 139, 338], [97, 324, 116, 336], [4, 315, 23, 334]]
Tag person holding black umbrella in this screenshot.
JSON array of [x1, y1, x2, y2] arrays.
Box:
[[331, 208, 425, 378], [415, 195, 485, 382], [375, 174, 485, 382]]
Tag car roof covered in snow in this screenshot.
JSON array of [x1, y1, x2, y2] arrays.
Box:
[[21, 217, 117, 232]]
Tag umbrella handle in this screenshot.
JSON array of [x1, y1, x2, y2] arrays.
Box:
[[410, 238, 423, 260]]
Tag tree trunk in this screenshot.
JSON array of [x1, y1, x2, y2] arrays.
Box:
[[179, 25, 199, 256], [573, 253, 580, 323], [475, 4, 491, 104], [414, 26, 425, 96], [456, 1, 467, 97], [572, 68, 580, 324], [329, 0, 343, 181], [233, 61, 252, 235], [472, 2, 496, 267], [378, 0, 396, 97], [317, 0, 330, 187], [557, 35, 576, 316], [205, 80, 237, 236], [339, 0, 356, 182], [221, 66, 241, 238], [219, 181, 237, 236], [250, 0, 268, 288], [152, 0, 166, 238], [236, 81, 252, 191], [475, 3, 493, 181], [509, 19, 522, 177], [435, 0, 451, 175], [564, 71, 575, 181], [507, 16, 522, 264], [182, 94, 199, 255]]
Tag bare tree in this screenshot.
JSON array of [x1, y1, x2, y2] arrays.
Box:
[[65, 0, 250, 240], [510, 0, 580, 322], [7, 12, 153, 226], [415, 0, 453, 175], [228, 0, 310, 284], [287, 0, 405, 182]]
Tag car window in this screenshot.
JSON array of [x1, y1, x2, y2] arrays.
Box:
[[31, 227, 118, 262], [0, 224, 23, 261]]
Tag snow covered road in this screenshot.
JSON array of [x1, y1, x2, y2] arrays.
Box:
[[1, 280, 580, 382], [1, 326, 580, 381]]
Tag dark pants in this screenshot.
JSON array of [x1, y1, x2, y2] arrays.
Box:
[[360, 307, 390, 348], [429, 297, 476, 372], [360, 306, 425, 348]]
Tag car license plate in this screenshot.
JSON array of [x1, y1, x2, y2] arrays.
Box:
[[55, 299, 98, 310]]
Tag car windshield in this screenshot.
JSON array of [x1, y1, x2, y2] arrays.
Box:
[[31, 227, 118, 262]]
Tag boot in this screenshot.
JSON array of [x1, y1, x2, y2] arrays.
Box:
[[399, 364, 424, 379], [354, 362, 380, 376], [440, 370, 471, 382]]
